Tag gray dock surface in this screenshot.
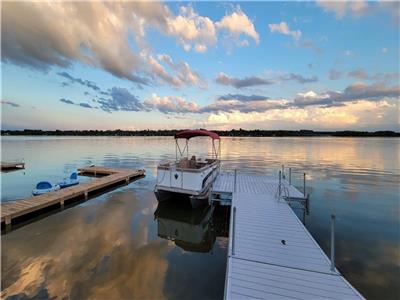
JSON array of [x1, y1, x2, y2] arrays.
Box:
[[211, 172, 364, 300]]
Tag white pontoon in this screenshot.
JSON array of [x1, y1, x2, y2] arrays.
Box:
[[155, 129, 221, 205]]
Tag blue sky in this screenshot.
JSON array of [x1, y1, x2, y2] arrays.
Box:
[[1, 1, 399, 131]]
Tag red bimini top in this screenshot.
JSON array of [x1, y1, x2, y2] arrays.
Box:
[[174, 129, 220, 140]]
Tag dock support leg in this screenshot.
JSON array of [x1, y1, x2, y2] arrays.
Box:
[[330, 214, 336, 272], [5, 216, 11, 226], [84, 191, 88, 200], [232, 207, 236, 256], [60, 199, 64, 209], [303, 173, 306, 197], [234, 170, 237, 193], [126, 177, 129, 184]]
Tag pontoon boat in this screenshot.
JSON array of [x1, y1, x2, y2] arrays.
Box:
[[155, 129, 221, 206]]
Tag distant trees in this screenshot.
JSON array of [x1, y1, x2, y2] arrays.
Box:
[[1, 129, 399, 137]]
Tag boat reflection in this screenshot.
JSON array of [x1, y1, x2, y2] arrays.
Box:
[[154, 200, 229, 253]]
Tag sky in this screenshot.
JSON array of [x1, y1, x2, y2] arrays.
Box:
[[1, 1, 399, 131]]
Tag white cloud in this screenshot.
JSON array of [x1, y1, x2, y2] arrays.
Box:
[[217, 7, 260, 45], [157, 54, 206, 88], [316, 1, 370, 19], [144, 94, 199, 114], [268, 22, 301, 41], [165, 5, 217, 53], [382, 47, 388, 54]]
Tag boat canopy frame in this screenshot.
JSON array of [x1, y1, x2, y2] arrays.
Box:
[[174, 129, 221, 161]]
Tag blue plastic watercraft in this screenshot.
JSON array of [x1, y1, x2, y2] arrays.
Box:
[[58, 172, 79, 189], [32, 181, 60, 196]]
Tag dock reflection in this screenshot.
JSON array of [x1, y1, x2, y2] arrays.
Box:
[[154, 201, 229, 253]]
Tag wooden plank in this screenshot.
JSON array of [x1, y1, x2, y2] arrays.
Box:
[[1, 166, 145, 224]]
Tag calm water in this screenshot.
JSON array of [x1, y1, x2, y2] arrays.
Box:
[[1, 136, 399, 300]]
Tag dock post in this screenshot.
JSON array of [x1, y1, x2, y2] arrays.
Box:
[[289, 168, 292, 185], [84, 191, 88, 200], [234, 169, 237, 193], [60, 199, 64, 209], [5, 216, 11, 226], [278, 170, 282, 197], [232, 206, 236, 256], [303, 173, 306, 196], [330, 214, 336, 272]]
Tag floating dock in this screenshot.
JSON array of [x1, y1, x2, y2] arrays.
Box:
[[1, 161, 25, 170], [1, 166, 145, 226], [211, 172, 364, 300]]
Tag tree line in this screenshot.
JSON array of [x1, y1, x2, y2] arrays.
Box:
[[1, 129, 399, 137]]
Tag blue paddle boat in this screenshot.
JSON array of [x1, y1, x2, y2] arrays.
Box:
[[32, 181, 60, 196], [58, 172, 79, 189]]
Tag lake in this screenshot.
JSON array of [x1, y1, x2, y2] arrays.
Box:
[[1, 136, 399, 299]]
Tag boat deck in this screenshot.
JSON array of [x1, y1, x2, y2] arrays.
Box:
[[211, 172, 364, 300], [1, 166, 145, 226]]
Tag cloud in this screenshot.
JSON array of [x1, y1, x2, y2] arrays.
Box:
[[329, 69, 343, 80], [144, 94, 199, 114], [316, 1, 370, 19], [1, 2, 150, 84], [217, 6, 259, 45], [1, 100, 20, 107], [298, 39, 323, 54], [97, 87, 144, 112], [57, 72, 102, 93], [316, 1, 400, 20], [348, 68, 368, 79], [79, 103, 93, 109], [215, 72, 317, 88], [218, 94, 269, 101], [153, 54, 205, 88], [293, 83, 400, 108], [280, 73, 318, 83], [200, 99, 287, 114], [216, 72, 273, 88], [268, 22, 301, 40], [347, 68, 399, 82], [382, 47, 388, 54], [165, 5, 217, 52], [59, 98, 74, 105]]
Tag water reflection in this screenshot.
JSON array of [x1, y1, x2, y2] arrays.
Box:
[[155, 201, 216, 253], [1, 136, 399, 300]]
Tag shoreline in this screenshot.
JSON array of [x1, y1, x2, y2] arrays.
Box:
[[2, 129, 399, 138]]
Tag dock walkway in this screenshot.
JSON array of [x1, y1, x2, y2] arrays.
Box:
[[211, 172, 364, 300], [1, 166, 144, 226]]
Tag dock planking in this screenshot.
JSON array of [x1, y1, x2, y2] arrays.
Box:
[[210, 172, 364, 300], [1, 166, 145, 226]]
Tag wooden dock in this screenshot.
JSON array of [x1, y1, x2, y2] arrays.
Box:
[[1, 161, 25, 170], [211, 172, 364, 300], [1, 166, 145, 226]]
